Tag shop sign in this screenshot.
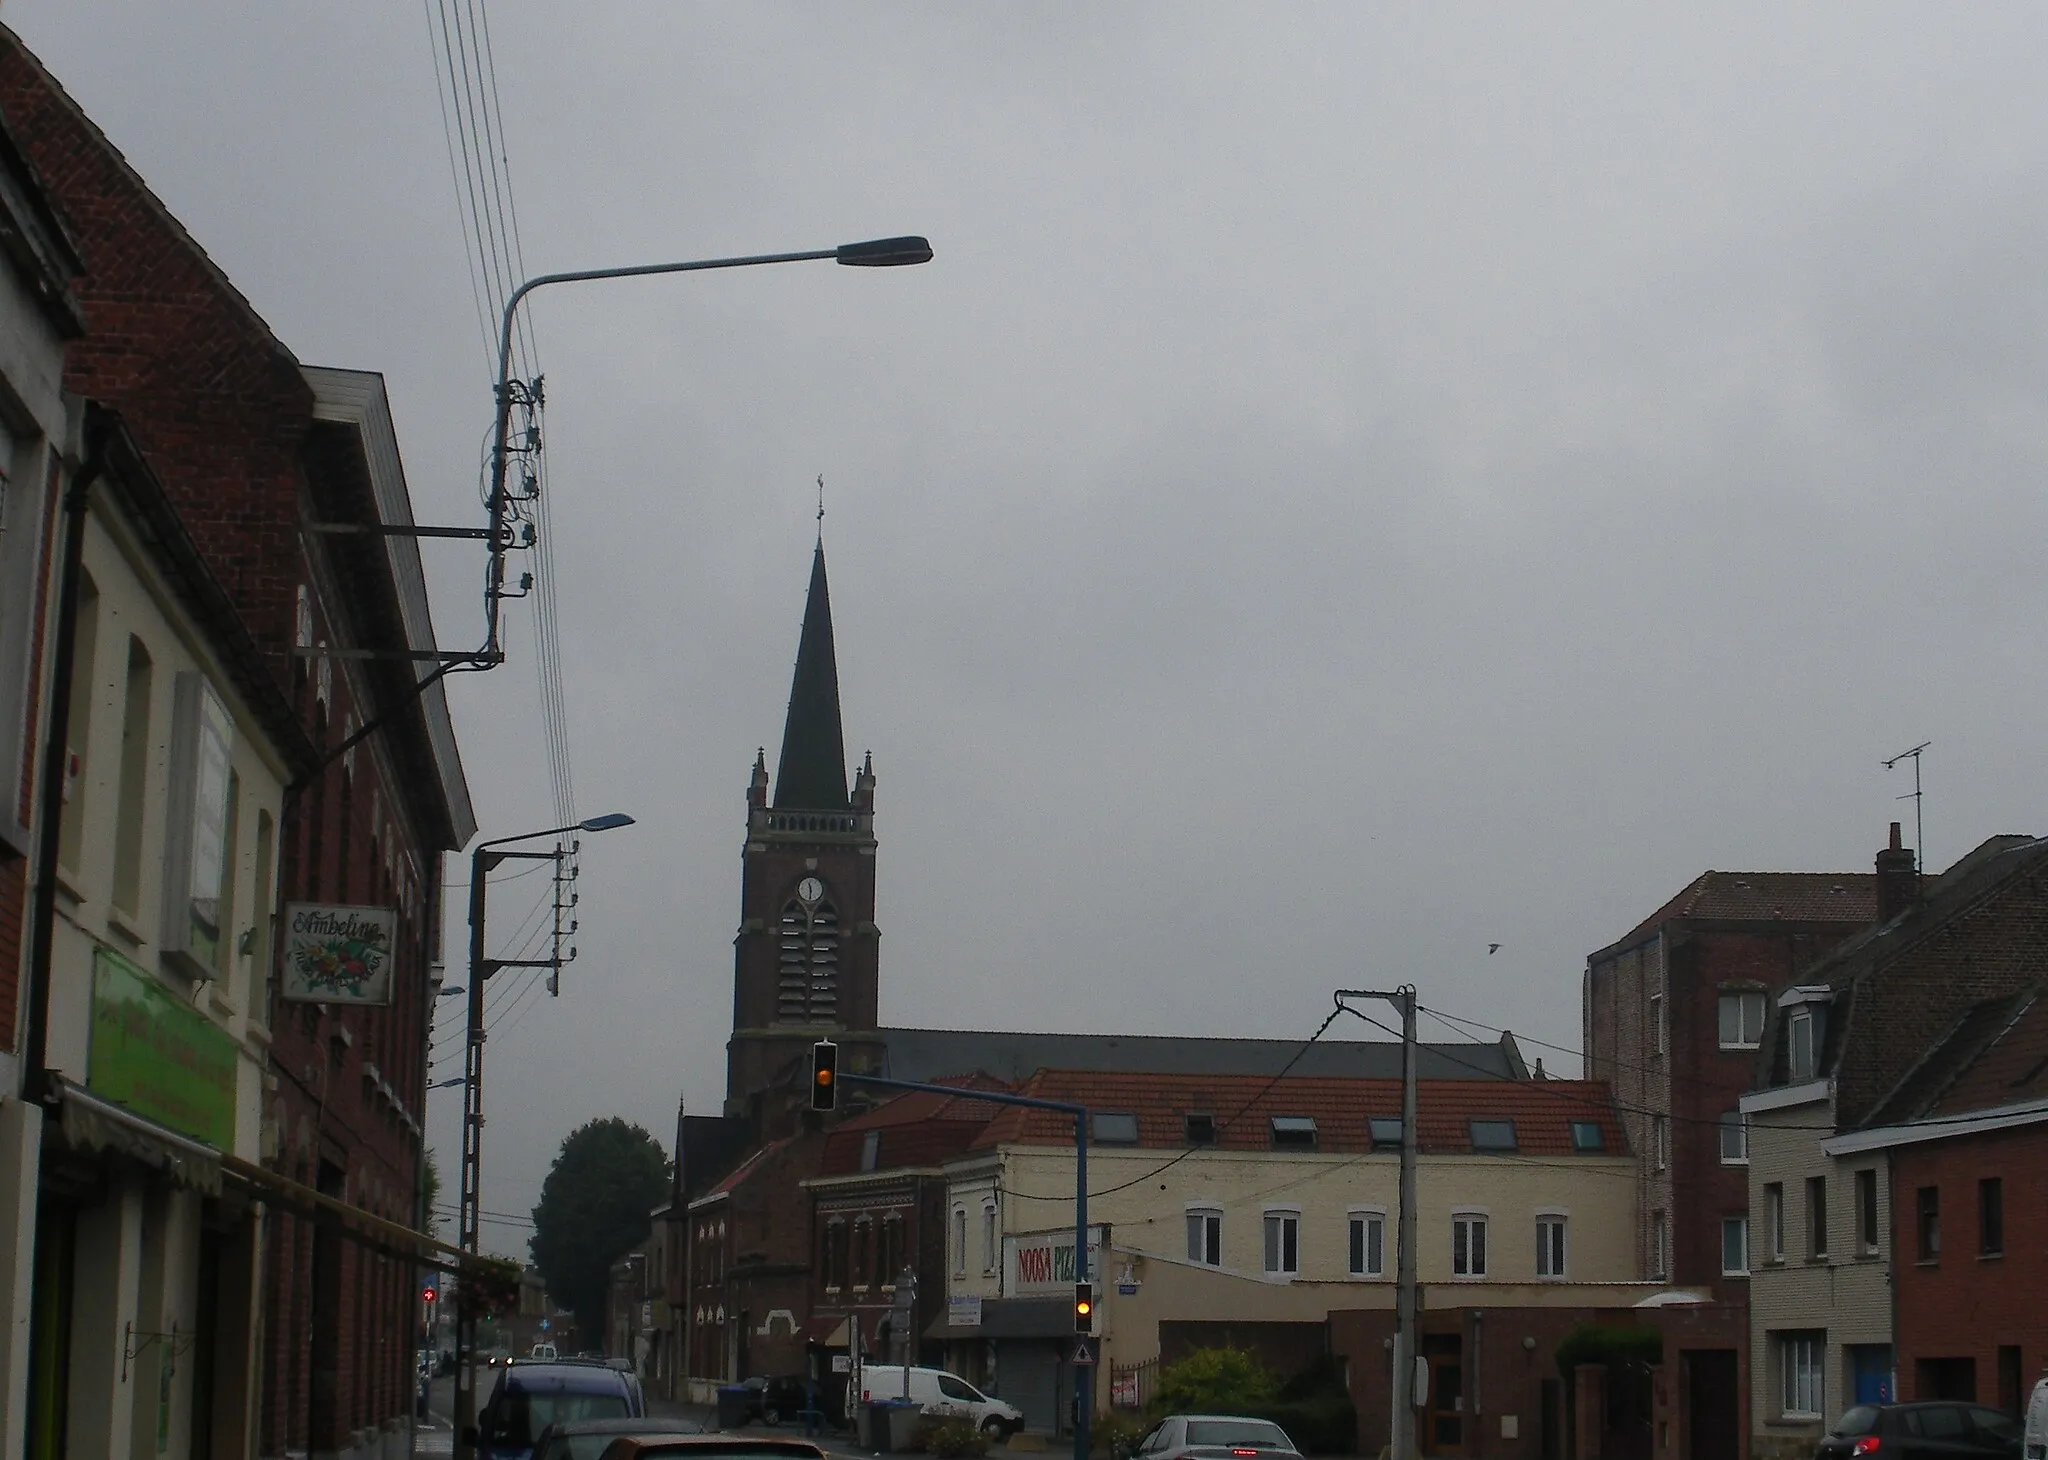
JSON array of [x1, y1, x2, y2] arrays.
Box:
[[88, 948, 237, 1148], [281, 903, 397, 1005], [948, 1295, 982, 1327], [1004, 1225, 1105, 1297], [1112, 1371, 1141, 1409]]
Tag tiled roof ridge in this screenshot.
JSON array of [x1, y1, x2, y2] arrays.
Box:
[[1899, 986, 2045, 1123], [1829, 838, 2048, 995], [1603, 869, 1877, 955]]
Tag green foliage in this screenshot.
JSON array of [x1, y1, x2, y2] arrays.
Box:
[[1093, 1409, 1148, 1458], [1555, 1324, 1663, 1377], [1151, 1347, 1279, 1417], [422, 1149, 442, 1239], [910, 1416, 989, 1458], [528, 1117, 670, 1344]]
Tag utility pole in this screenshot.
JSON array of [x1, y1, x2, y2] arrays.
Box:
[[1337, 987, 1419, 1460]]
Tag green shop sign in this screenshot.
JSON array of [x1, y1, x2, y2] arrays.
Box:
[[88, 948, 237, 1148]]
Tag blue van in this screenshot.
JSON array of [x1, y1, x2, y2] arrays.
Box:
[[468, 1361, 644, 1460]]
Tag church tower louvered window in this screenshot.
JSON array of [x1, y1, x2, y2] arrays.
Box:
[[776, 875, 839, 1023]]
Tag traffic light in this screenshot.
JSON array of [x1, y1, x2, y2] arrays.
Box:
[[810, 1040, 839, 1112], [421, 1284, 437, 1305], [1074, 1282, 1094, 1333]]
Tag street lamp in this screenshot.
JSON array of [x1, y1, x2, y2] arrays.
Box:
[[479, 236, 933, 661], [455, 813, 634, 1457]]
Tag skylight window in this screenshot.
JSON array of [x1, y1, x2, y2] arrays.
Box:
[[1369, 1117, 1405, 1151], [1270, 1116, 1318, 1150], [1469, 1119, 1518, 1153], [1093, 1112, 1140, 1145], [1570, 1121, 1604, 1153], [1184, 1113, 1217, 1146]]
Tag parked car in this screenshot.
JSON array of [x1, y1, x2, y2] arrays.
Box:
[[739, 1376, 816, 1426], [467, 1360, 646, 1460], [1132, 1415, 1302, 1460], [1817, 1403, 2022, 1460], [534, 1416, 705, 1460], [856, 1365, 1023, 1438], [2026, 1379, 2048, 1460], [592, 1440, 828, 1460], [531, 1343, 560, 1361]]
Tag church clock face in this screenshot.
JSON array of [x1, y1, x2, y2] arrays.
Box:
[[797, 876, 824, 905]]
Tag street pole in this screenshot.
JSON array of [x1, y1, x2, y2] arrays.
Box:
[[1333, 988, 1420, 1460], [1395, 986, 1419, 1460]]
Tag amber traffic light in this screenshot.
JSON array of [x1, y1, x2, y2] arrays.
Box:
[[1074, 1282, 1094, 1333], [811, 1040, 839, 1112]]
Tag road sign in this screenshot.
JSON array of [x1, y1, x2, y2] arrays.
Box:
[[539, 1319, 550, 1331], [1072, 1340, 1096, 1367]]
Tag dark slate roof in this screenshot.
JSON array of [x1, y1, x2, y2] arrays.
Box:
[[971, 1071, 1623, 1157], [773, 543, 849, 810], [874, 1027, 1526, 1084], [1598, 870, 1877, 958], [1860, 989, 2037, 1128]]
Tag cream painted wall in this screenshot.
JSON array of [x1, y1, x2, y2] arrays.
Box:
[[44, 494, 287, 1164]]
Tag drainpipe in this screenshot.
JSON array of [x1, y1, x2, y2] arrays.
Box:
[[22, 408, 110, 1105]]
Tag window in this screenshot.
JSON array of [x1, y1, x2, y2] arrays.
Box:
[[951, 1209, 966, 1277], [1719, 1111, 1748, 1165], [1093, 1112, 1139, 1145], [1184, 1113, 1217, 1146], [1650, 1115, 1668, 1171], [251, 809, 275, 1018], [214, 771, 240, 981], [57, 575, 99, 873], [860, 1130, 881, 1172], [1807, 1177, 1828, 1259], [824, 1221, 849, 1289], [112, 636, 154, 915], [1269, 1116, 1317, 1150], [1722, 1216, 1750, 1276], [1537, 1216, 1567, 1279], [1781, 1332, 1825, 1418], [1649, 1210, 1669, 1279], [1470, 1119, 1518, 1152], [1856, 1169, 1879, 1254], [880, 1216, 905, 1287], [1570, 1121, 1605, 1153], [1650, 994, 1665, 1056], [1788, 1008, 1817, 1082], [853, 1219, 873, 1287], [1452, 1213, 1488, 1278], [1916, 1186, 1940, 1261], [1263, 1212, 1299, 1276], [981, 1205, 998, 1273], [1765, 1183, 1785, 1263], [1369, 1117, 1405, 1151], [1979, 1178, 2003, 1257], [1187, 1209, 1222, 1267], [1348, 1210, 1385, 1277], [1719, 990, 1767, 1049]]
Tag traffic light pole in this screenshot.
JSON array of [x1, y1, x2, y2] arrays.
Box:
[[835, 1071, 1093, 1460]]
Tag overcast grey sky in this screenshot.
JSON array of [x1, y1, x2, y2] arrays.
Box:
[[15, 3, 2048, 1256]]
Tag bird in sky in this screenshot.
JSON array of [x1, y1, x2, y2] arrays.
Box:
[[1487, 943, 1501, 955]]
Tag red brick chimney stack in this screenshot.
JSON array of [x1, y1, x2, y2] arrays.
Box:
[[1875, 821, 1919, 923]]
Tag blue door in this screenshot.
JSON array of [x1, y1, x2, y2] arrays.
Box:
[[1853, 1346, 1896, 1405]]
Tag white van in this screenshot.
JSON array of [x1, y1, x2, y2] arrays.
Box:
[[2024, 1376, 2048, 1460], [858, 1365, 1024, 1437]]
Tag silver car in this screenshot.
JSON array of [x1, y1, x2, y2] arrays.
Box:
[[1133, 1415, 1302, 1460]]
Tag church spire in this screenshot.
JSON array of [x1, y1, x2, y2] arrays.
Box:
[[773, 542, 850, 809]]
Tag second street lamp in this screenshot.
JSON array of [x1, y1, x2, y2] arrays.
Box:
[[454, 812, 634, 1458], [479, 234, 932, 662]]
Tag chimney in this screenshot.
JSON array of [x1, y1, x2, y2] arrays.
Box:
[[1875, 821, 1918, 924]]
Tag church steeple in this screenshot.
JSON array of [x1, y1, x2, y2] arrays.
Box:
[[773, 543, 849, 810]]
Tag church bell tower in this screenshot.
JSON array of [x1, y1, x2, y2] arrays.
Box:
[[726, 543, 881, 1118]]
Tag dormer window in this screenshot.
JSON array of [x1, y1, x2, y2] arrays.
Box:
[[1093, 1112, 1139, 1145], [1469, 1119, 1518, 1153], [1184, 1113, 1217, 1146], [1788, 1010, 1815, 1082], [1369, 1117, 1405, 1152], [1270, 1116, 1317, 1151]]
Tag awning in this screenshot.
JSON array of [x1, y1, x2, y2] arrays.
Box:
[[49, 1077, 223, 1196], [923, 1297, 1072, 1342], [217, 1152, 500, 1278]]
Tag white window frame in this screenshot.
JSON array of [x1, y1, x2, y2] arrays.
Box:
[[1721, 1215, 1750, 1276], [981, 1202, 998, 1274], [1650, 1210, 1668, 1281], [1262, 1208, 1300, 1278], [1186, 1207, 1222, 1268], [1452, 1211, 1489, 1279], [1536, 1214, 1568, 1280], [951, 1208, 967, 1277], [1788, 1008, 1816, 1082], [1780, 1331, 1825, 1419], [1719, 989, 1766, 1050], [1347, 1207, 1386, 1278], [1654, 1115, 1669, 1171], [1719, 1110, 1748, 1165]]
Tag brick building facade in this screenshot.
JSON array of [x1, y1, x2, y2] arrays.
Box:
[[1585, 868, 1877, 1293]]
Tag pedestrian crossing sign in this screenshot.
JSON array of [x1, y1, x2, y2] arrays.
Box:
[[1072, 1340, 1096, 1366]]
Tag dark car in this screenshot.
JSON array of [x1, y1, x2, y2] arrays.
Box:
[[534, 1416, 706, 1460], [739, 1376, 816, 1426], [467, 1361, 646, 1460], [1817, 1403, 2023, 1460], [1132, 1415, 1303, 1460], [594, 1440, 828, 1460]]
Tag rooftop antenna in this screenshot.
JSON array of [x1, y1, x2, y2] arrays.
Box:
[[1881, 740, 1930, 876]]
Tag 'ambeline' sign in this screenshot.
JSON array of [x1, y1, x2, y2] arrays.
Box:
[[281, 903, 397, 1005]]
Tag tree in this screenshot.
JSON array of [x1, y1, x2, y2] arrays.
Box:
[[422, 1149, 442, 1238], [529, 1118, 670, 1346]]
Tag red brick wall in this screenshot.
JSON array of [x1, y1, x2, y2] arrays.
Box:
[[1892, 1123, 2048, 1410]]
